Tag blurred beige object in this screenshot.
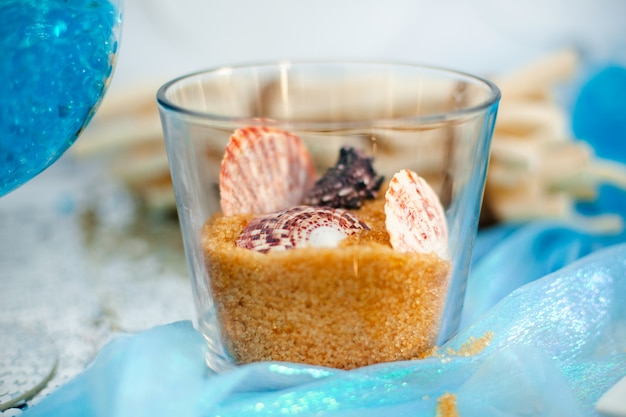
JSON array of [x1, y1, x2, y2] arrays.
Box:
[[259, 72, 454, 121], [73, 52, 626, 231], [74, 81, 176, 211], [484, 48, 626, 232], [494, 48, 579, 100]]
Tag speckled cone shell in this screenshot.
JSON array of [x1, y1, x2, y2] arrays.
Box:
[[220, 126, 316, 216], [237, 205, 369, 253], [384, 169, 449, 258]]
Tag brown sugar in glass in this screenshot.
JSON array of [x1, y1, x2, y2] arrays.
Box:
[[201, 198, 451, 369]]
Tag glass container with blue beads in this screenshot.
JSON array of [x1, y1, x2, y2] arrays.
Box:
[[0, 0, 122, 196]]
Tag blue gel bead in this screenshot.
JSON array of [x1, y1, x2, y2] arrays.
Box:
[[572, 65, 626, 163], [0, 0, 121, 196]]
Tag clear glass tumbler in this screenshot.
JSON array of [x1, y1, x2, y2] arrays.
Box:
[[157, 62, 500, 372]]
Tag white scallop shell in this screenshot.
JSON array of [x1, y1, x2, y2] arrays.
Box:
[[219, 126, 316, 216], [384, 169, 449, 258], [237, 205, 369, 253]]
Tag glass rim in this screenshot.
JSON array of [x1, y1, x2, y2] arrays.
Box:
[[156, 60, 501, 129]]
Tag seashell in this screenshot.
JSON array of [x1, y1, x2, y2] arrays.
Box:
[[220, 126, 316, 216], [303, 146, 384, 209], [237, 205, 370, 253], [384, 169, 449, 258]]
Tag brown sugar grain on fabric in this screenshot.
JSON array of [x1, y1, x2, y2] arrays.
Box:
[[418, 331, 494, 360], [436, 392, 460, 417], [201, 198, 451, 369]]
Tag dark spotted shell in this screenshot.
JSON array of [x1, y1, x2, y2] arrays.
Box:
[[237, 205, 370, 253]]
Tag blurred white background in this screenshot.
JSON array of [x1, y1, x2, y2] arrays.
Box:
[[109, 0, 626, 92]]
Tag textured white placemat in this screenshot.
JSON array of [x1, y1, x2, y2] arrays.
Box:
[[0, 158, 193, 416]]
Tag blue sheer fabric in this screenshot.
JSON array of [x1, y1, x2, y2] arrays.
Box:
[[22, 237, 626, 417]]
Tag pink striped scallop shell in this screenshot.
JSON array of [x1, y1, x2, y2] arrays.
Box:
[[384, 169, 449, 259], [237, 205, 370, 253], [219, 126, 316, 216]]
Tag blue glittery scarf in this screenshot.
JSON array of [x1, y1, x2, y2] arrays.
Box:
[[22, 229, 626, 417]]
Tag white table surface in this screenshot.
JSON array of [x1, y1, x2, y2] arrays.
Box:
[[0, 154, 194, 415]]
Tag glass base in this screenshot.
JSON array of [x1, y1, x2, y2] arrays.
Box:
[[197, 315, 235, 374]]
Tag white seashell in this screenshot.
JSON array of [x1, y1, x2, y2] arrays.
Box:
[[237, 205, 369, 253], [219, 126, 316, 216], [384, 169, 449, 258]]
